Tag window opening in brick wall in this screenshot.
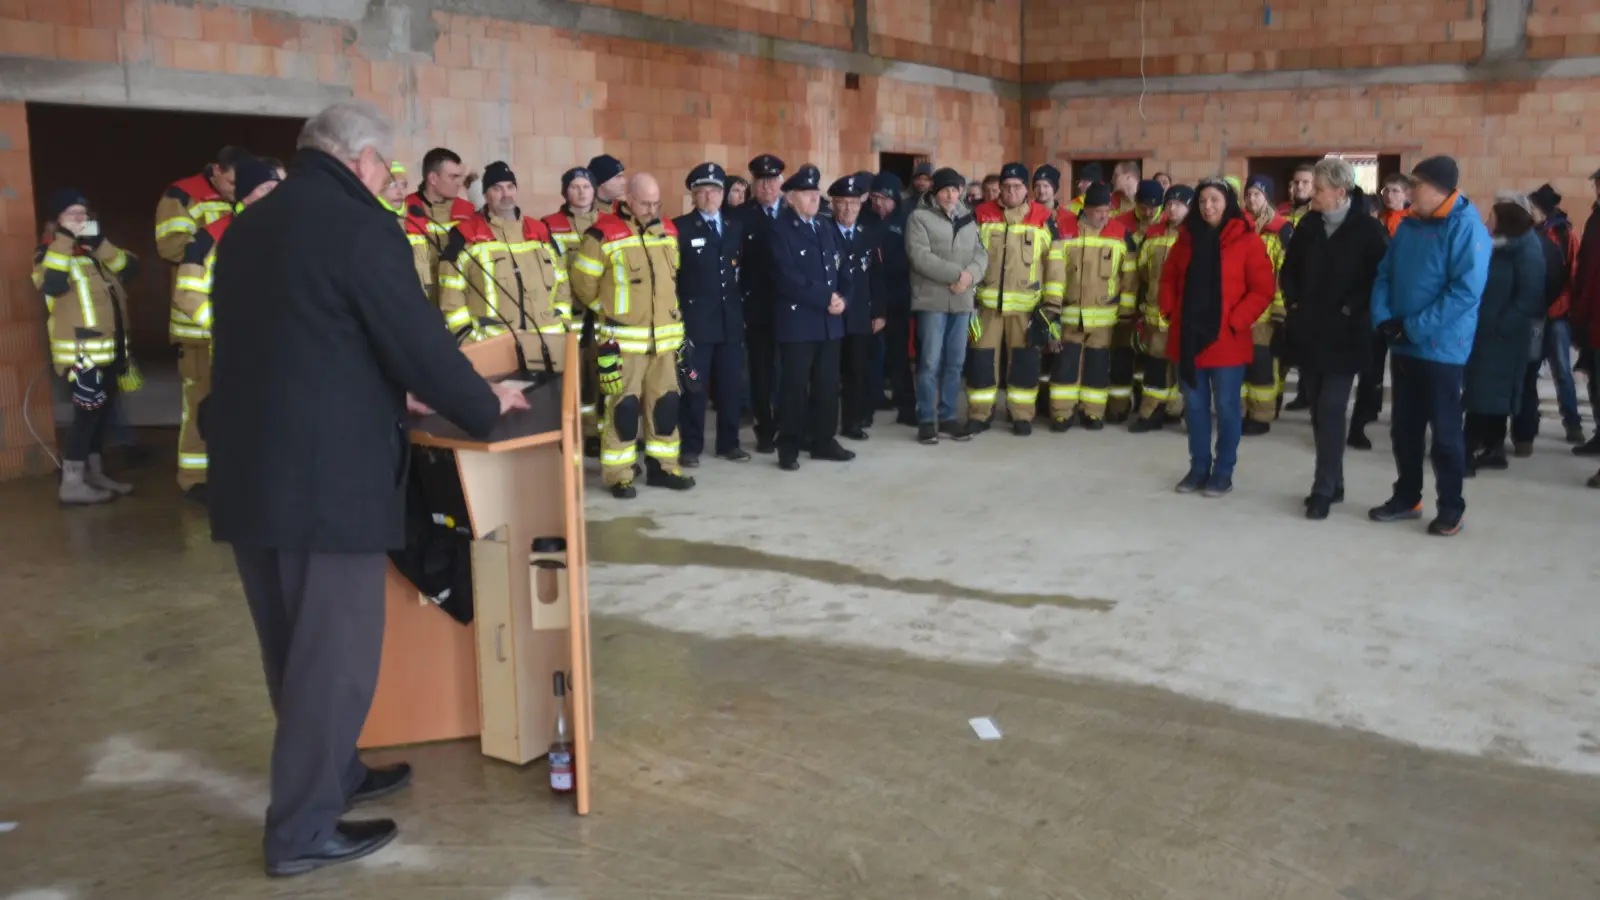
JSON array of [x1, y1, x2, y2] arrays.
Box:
[[877, 152, 921, 188], [845, 73, 861, 91]]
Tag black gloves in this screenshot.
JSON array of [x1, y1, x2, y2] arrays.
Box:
[[1376, 318, 1407, 344]]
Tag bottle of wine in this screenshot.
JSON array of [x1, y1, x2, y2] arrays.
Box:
[[548, 671, 574, 794]]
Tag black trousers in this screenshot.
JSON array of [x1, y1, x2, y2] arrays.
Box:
[[777, 338, 841, 460], [747, 324, 778, 443], [840, 331, 873, 430], [883, 311, 915, 416], [1303, 370, 1356, 499], [234, 547, 386, 862], [1351, 333, 1389, 427], [681, 338, 744, 456], [1464, 412, 1508, 453], [62, 385, 118, 463]]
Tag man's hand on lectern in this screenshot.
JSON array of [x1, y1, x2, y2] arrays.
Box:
[[405, 393, 434, 416], [492, 381, 530, 415]]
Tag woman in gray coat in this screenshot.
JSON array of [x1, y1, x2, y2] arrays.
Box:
[[904, 168, 988, 445], [1463, 192, 1547, 473]]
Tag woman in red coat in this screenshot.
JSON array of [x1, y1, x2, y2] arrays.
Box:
[[1159, 178, 1277, 496]]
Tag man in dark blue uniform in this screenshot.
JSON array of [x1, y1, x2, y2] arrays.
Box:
[[738, 153, 788, 454], [828, 173, 884, 440], [865, 172, 916, 425], [673, 162, 749, 467], [769, 164, 853, 471]]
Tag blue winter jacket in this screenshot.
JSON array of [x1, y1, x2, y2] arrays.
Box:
[[1370, 192, 1492, 365]]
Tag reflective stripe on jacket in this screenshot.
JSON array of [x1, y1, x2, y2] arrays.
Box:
[[568, 212, 684, 353], [439, 213, 571, 341], [155, 172, 231, 264], [170, 217, 230, 342], [1253, 213, 1295, 324], [1043, 216, 1138, 330], [973, 200, 1056, 314], [403, 193, 476, 304], [33, 232, 135, 373], [1137, 222, 1181, 330]]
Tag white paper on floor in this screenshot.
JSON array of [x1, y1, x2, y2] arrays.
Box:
[[0, 821, 17, 833], [968, 717, 1003, 740]]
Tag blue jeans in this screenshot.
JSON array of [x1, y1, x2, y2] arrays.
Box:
[[1512, 318, 1581, 442], [1180, 365, 1245, 478], [915, 311, 971, 424], [1390, 354, 1466, 516]]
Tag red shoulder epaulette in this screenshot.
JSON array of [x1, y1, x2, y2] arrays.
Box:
[[593, 213, 636, 242], [201, 217, 230, 244], [521, 216, 554, 243], [453, 214, 494, 243], [1054, 207, 1079, 235], [1097, 217, 1131, 240], [541, 210, 575, 235], [974, 201, 1004, 224], [168, 172, 219, 204], [1261, 214, 1291, 236]]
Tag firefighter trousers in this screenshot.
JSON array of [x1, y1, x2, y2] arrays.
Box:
[[1245, 323, 1279, 423], [601, 351, 683, 486], [579, 331, 601, 439], [1048, 326, 1112, 421], [177, 340, 211, 489], [1136, 329, 1183, 419], [965, 308, 1041, 423], [1108, 321, 1138, 419]]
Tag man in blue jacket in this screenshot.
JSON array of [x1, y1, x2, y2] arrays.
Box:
[[769, 164, 854, 471], [1368, 156, 1491, 536], [674, 162, 749, 466], [864, 172, 915, 425]]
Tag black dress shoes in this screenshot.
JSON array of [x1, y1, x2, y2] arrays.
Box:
[[266, 819, 398, 878], [810, 441, 856, 462], [348, 762, 412, 808]]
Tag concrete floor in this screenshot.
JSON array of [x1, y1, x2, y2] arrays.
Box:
[[2, 410, 1599, 899]]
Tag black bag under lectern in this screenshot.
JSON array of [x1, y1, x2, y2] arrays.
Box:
[[388, 446, 476, 623]]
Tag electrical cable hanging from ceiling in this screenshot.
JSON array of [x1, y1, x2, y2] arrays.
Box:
[[1138, 0, 1149, 122]]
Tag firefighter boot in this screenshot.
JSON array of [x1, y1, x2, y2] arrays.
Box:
[[645, 457, 696, 491], [1128, 409, 1166, 433], [86, 453, 134, 496], [60, 461, 114, 506]]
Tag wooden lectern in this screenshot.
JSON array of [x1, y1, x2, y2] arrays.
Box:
[[358, 331, 595, 814]]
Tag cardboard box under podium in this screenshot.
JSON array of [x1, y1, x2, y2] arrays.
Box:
[[357, 331, 595, 814]]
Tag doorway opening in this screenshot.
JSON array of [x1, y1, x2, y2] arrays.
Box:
[[1069, 157, 1144, 191], [26, 103, 303, 426], [877, 151, 928, 190]]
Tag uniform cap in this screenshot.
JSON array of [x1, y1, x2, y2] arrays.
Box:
[[481, 160, 516, 191], [1165, 184, 1196, 206], [1032, 164, 1061, 188], [999, 162, 1029, 184], [687, 162, 727, 190], [1082, 182, 1112, 208], [586, 154, 624, 185], [749, 154, 786, 179], [233, 157, 281, 201], [1135, 179, 1165, 206], [828, 173, 868, 198], [561, 167, 593, 192], [782, 164, 821, 192]]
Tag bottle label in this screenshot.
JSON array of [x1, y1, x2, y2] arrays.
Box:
[[549, 750, 573, 792]]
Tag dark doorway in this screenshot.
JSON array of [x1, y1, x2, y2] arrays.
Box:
[[26, 103, 303, 361], [1246, 155, 1322, 208], [1247, 153, 1404, 207], [877, 151, 927, 189]]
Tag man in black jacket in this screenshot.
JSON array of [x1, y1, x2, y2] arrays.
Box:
[[829, 172, 884, 439], [865, 172, 915, 425], [209, 100, 526, 877]]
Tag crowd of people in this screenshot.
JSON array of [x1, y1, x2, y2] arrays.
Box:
[[31, 104, 1600, 535]]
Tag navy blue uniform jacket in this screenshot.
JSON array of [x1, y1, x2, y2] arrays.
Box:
[[736, 199, 786, 330], [672, 210, 745, 345], [832, 220, 884, 336], [769, 207, 853, 343]]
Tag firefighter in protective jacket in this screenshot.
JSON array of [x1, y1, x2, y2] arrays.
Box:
[[438, 162, 570, 350], [404, 148, 476, 305], [568, 174, 694, 498], [1243, 174, 1295, 434], [1129, 184, 1194, 432], [1041, 182, 1139, 430], [154, 146, 245, 264], [543, 167, 604, 443], [169, 160, 281, 499], [966, 162, 1057, 435]]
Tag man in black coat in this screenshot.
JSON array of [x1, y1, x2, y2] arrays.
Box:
[[674, 162, 749, 466], [827, 172, 884, 439], [864, 172, 915, 425], [209, 100, 525, 877], [738, 153, 788, 453], [769, 164, 854, 470]]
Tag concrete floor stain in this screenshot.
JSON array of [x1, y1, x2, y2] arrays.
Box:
[[589, 516, 1115, 612]]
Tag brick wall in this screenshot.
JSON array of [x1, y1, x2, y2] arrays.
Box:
[[870, 0, 1022, 80], [1025, 79, 1600, 215], [1022, 0, 1486, 81], [1526, 0, 1600, 59], [0, 102, 53, 479], [576, 0, 854, 50]]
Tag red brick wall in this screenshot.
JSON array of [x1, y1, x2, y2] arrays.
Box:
[[1022, 0, 1486, 81], [576, 0, 854, 50], [0, 102, 54, 479], [870, 0, 1023, 80], [1025, 79, 1600, 215], [1526, 0, 1600, 59]]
